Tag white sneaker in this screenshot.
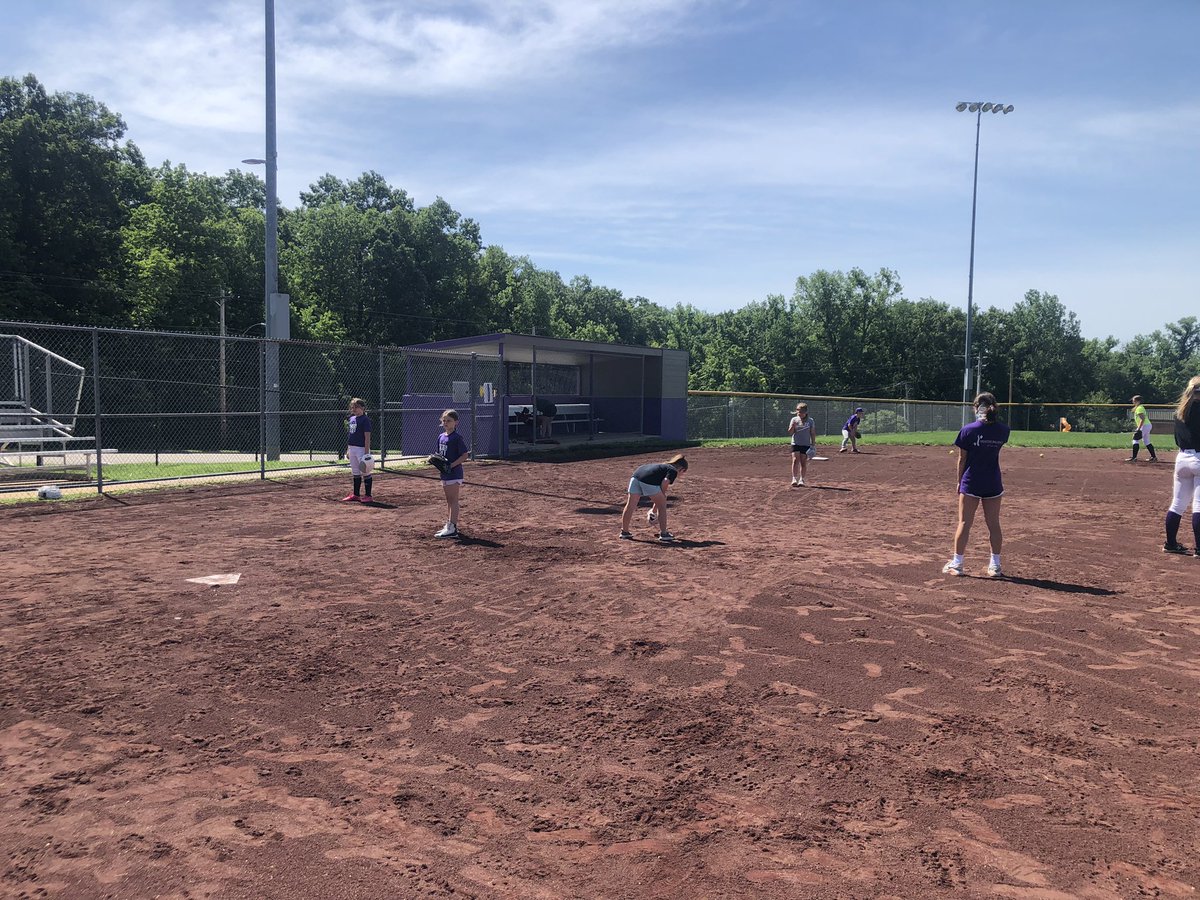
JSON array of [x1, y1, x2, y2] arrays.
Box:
[[434, 524, 459, 538], [942, 560, 964, 576], [796, 478, 805, 486], [987, 563, 1002, 578], [791, 478, 799, 486]]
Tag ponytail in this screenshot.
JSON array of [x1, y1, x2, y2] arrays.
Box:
[[667, 453, 689, 471]]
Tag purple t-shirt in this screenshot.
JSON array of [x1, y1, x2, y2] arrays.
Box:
[[843, 413, 861, 431], [346, 414, 371, 448], [954, 418, 1010, 497], [438, 430, 468, 480]]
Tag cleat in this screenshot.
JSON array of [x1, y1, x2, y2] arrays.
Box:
[[942, 560, 964, 576], [435, 524, 459, 538], [1163, 542, 1189, 555], [360, 495, 373, 503], [987, 563, 1002, 578], [658, 531, 676, 543], [341, 494, 359, 502], [796, 477, 805, 486], [619, 530, 633, 540]]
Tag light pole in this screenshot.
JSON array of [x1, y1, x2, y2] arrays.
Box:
[[955, 100, 1013, 423], [243, 0, 287, 459]]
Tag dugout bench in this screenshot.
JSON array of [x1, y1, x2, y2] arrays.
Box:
[[507, 403, 598, 440]]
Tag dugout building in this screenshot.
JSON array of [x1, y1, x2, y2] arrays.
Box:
[[398, 333, 689, 458]]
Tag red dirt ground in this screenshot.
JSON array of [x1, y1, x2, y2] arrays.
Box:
[[2, 445, 1198, 900]]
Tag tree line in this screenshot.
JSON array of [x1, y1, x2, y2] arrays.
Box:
[[3, 74, 1197, 405]]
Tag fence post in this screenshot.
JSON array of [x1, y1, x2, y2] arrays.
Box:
[[259, 339, 266, 479], [377, 349, 385, 467], [727, 396, 733, 438], [469, 352, 478, 460], [91, 329, 103, 494]]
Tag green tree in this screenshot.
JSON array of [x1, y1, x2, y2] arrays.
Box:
[[0, 74, 147, 323]]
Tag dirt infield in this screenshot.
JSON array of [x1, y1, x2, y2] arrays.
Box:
[[2, 445, 1198, 899]]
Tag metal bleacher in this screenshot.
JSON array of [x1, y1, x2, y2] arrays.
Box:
[[1, 335, 94, 486]]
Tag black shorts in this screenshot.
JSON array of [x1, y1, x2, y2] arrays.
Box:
[[791, 444, 811, 454]]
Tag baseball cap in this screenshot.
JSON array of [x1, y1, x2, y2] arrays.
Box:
[[855, 407, 864, 412]]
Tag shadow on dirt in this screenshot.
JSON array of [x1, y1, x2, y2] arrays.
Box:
[[1000, 575, 1118, 596]]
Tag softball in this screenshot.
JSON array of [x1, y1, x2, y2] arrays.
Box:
[[1040, 453, 1045, 457]]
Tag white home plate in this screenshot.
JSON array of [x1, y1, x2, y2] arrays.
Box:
[[186, 573, 242, 586], [810, 456, 830, 461]]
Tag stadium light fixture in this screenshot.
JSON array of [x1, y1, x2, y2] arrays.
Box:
[[955, 100, 1015, 422]]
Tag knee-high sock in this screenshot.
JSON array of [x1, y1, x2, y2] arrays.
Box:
[[1166, 511, 1182, 545], [1193, 511, 1200, 548], [364, 475, 373, 496], [1131, 444, 1140, 459], [353, 475, 362, 496]]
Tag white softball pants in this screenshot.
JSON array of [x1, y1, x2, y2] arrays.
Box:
[[1168, 449, 1200, 515]]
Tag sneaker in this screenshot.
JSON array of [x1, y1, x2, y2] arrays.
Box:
[[942, 560, 964, 576], [987, 563, 1002, 578], [658, 531, 676, 543], [839, 448, 847, 453], [1163, 542, 1189, 555], [796, 477, 805, 486], [619, 530, 633, 540], [851, 449, 861, 454], [1124, 457, 1137, 463], [791, 478, 799, 486], [341, 494, 359, 502], [435, 524, 459, 538], [360, 495, 373, 503]]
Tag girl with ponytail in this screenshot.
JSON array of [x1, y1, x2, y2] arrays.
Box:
[[943, 392, 1010, 577]]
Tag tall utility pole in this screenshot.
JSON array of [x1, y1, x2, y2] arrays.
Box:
[[975, 354, 987, 398], [262, 0, 286, 460], [955, 100, 1014, 424], [1008, 358, 1014, 408], [218, 292, 228, 448]]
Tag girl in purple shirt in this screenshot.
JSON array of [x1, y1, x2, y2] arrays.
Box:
[[434, 409, 470, 538], [943, 392, 1010, 578]]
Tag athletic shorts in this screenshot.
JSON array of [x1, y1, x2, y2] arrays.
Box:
[[627, 477, 663, 496], [791, 444, 811, 454], [960, 489, 1004, 500], [441, 478, 464, 486]]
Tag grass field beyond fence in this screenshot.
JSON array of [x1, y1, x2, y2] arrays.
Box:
[[701, 430, 1141, 451]]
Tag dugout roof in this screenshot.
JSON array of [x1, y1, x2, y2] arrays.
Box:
[[409, 333, 672, 366]]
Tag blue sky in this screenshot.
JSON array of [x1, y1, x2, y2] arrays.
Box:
[[5, 0, 1198, 342]]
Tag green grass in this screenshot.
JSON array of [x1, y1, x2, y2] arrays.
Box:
[[95, 459, 332, 481], [696, 431, 1133, 450]]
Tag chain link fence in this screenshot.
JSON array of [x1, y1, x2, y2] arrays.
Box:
[[0, 321, 500, 493], [686, 392, 1171, 440], [687, 392, 968, 441]]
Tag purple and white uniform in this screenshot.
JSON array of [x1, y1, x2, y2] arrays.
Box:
[[954, 419, 1011, 498], [438, 430, 468, 483], [347, 413, 371, 475]]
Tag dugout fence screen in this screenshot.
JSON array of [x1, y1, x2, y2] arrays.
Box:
[[0, 320, 499, 494]]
